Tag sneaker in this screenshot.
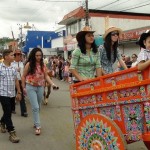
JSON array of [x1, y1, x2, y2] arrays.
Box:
[[9, 131, 20, 143], [35, 128, 41, 135], [0, 123, 6, 133]]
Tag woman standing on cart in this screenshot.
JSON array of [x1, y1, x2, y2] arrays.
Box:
[[99, 27, 127, 74], [69, 26, 102, 82]]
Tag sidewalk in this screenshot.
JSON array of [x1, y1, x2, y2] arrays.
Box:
[[0, 79, 75, 150]]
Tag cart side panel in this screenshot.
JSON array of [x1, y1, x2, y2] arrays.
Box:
[[70, 67, 150, 142]]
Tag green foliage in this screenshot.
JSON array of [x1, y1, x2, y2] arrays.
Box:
[[0, 38, 14, 45]]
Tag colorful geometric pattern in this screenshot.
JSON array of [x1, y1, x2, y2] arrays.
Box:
[[82, 108, 98, 118], [100, 106, 117, 120], [122, 104, 144, 141], [76, 114, 126, 150], [144, 102, 150, 131]]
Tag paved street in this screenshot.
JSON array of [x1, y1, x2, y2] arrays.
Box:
[[0, 79, 75, 150], [0, 79, 148, 150]]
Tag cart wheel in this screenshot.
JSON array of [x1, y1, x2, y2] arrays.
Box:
[[76, 114, 127, 150]]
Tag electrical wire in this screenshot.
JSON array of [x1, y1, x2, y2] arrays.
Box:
[[118, 0, 150, 11], [106, 0, 132, 10], [33, 0, 81, 2], [95, 0, 120, 10], [120, 1, 150, 12]]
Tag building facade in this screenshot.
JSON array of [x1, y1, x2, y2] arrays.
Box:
[[23, 30, 66, 56], [59, 7, 150, 57]]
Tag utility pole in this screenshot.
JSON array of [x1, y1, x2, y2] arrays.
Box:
[[17, 22, 31, 51], [20, 25, 23, 51], [85, 0, 89, 26]]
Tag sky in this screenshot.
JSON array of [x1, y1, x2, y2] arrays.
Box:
[[0, 0, 149, 39], [0, 0, 83, 38]]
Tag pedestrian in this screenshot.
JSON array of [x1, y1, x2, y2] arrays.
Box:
[[131, 54, 138, 67], [137, 30, 150, 71], [117, 54, 126, 71], [22, 47, 58, 135], [11, 49, 28, 117], [0, 53, 3, 63], [0, 49, 21, 143], [99, 26, 127, 74], [58, 56, 63, 80], [69, 26, 102, 83], [63, 61, 70, 82], [124, 56, 132, 68]]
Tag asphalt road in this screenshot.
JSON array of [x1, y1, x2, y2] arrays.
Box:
[[0, 79, 75, 150], [0, 79, 149, 150]]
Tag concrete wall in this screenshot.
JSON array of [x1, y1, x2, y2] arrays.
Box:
[[119, 43, 140, 56], [51, 37, 64, 48], [90, 17, 150, 35]]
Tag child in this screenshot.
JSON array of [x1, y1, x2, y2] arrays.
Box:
[[0, 49, 21, 143], [137, 30, 150, 71], [64, 61, 70, 82]]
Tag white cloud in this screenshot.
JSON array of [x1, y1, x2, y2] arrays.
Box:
[[0, 0, 149, 38], [0, 0, 81, 38]]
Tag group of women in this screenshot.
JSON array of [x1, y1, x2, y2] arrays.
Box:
[[69, 26, 150, 82]]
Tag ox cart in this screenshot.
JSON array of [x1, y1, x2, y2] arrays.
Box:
[[70, 67, 150, 150]]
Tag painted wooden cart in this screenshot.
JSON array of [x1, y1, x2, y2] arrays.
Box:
[[70, 66, 150, 150]]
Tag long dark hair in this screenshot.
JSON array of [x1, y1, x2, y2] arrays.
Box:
[[104, 32, 118, 62], [77, 33, 98, 54], [26, 47, 44, 75]]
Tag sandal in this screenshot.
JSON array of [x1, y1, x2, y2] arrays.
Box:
[[35, 128, 41, 135]]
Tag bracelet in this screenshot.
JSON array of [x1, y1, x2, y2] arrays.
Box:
[[17, 92, 22, 94]]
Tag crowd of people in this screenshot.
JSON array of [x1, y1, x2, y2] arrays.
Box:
[[0, 26, 150, 144]]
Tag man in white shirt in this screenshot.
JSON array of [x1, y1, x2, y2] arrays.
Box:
[[11, 50, 28, 117]]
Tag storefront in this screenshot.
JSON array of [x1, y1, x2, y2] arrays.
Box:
[[120, 26, 150, 56]]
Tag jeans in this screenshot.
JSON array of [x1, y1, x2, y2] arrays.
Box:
[[0, 96, 15, 132], [10, 97, 16, 112], [19, 80, 27, 115], [26, 84, 44, 128], [11, 80, 27, 115]]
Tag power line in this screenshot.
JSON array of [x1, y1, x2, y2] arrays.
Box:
[[33, 0, 81, 2], [95, 0, 119, 10], [120, 1, 150, 12], [106, 0, 132, 10]]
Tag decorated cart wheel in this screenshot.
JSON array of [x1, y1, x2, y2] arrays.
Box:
[[76, 114, 127, 150]]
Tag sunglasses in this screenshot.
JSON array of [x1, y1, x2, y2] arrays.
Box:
[[111, 32, 119, 36]]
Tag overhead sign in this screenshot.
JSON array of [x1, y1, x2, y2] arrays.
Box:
[[120, 27, 150, 41]]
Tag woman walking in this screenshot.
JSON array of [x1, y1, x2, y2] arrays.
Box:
[[22, 47, 57, 135]]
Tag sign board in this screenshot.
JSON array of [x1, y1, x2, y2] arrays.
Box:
[[120, 27, 150, 41]]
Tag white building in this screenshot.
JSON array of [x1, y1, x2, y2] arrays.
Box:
[[59, 7, 150, 57]]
